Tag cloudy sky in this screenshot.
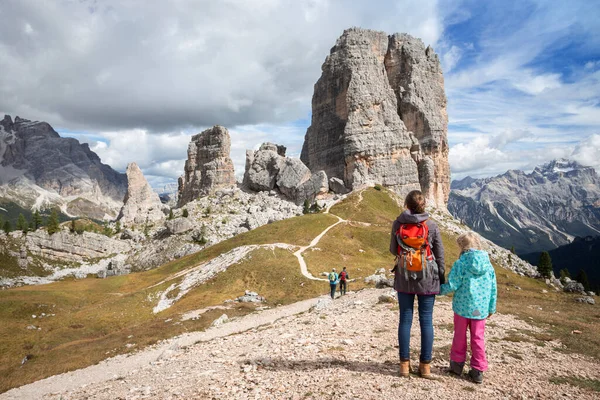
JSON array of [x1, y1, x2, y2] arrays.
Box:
[[1, 0, 599, 189]]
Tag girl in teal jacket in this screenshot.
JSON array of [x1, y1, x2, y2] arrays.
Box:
[[441, 232, 497, 384]]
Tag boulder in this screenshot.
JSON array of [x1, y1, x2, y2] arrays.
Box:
[[329, 177, 350, 194], [117, 162, 167, 226], [365, 273, 394, 288], [211, 314, 229, 327], [236, 290, 266, 303], [378, 293, 397, 303], [243, 149, 284, 192], [165, 218, 194, 235], [276, 158, 312, 200], [563, 281, 586, 294], [178, 126, 236, 206], [575, 296, 595, 305]]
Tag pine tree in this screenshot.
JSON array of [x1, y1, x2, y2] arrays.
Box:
[[559, 268, 571, 280], [33, 210, 43, 229], [29, 219, 36, 232], [47, 210, 60, 235], [3, 220, 11, 234], [537, 251, 553, 278], [70, 219, 76, 234], [182, 208, 189, 218], [576, 270, 590, 291], [168, 209, 174, 220], [510, 246, 516, 254], [303, 199, 310, 215], [17, 213, 27, 233]]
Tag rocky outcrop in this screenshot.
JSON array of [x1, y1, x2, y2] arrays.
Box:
[[25, 230, 132, 262], [117, 163, 167, 226], [244, 143, 328, 205], [0, 115, 127, 218], [300, 28, 450, 207], [385, 34, 450, 206], [450, 159, 600, 254], [178, 126, 236, 207]]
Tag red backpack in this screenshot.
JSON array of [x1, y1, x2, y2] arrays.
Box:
[[340, 271, 347, 281], [395, 221, 433, 280]]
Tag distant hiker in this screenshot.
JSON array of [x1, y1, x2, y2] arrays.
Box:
[[328, 268, 338, 299], [390, 190, 445, 378], [441, 232, 497, 384], [339, 267, 349, 295]]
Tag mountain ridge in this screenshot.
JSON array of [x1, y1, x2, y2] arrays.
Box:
[[449, 159, 600, 254], [0, 115, 127, 219]]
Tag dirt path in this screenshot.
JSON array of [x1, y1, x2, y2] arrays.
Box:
[[8, 289, 598, 399], [0, 295, 331, 400]]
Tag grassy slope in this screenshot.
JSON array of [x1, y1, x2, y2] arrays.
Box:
[[0, 189, 598, 393], [0, 213, 335, 392]]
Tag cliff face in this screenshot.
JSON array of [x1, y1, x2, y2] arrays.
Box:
[[177, 126, 236, 207], [300, 28, 450, 207], [0, 115, 127, 218]]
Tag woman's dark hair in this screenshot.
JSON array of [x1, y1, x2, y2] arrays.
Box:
[[405, 190, 426, 214]]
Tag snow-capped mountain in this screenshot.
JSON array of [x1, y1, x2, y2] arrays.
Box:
[[0, 115, 127, 219], [448, 159, 600, 254]]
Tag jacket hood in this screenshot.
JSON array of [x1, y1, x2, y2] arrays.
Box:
[[396, 210, 429, 224], [460, 250, 493, 276]]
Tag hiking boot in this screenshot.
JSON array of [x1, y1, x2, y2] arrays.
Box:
[[449, 360, 465, 376], [399, 360, 411, 377], [468, 368, 484, 384], [418, 362, 431, 378]]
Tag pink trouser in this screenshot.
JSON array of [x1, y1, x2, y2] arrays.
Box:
[[450, 313, 488, 371]]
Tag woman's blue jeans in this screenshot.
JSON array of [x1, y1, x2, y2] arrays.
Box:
[[397, 292, 436, 362]]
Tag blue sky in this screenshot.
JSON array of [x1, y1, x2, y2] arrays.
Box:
[[1, 0, 599, 187]]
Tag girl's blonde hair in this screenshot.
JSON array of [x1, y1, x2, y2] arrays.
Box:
[[456, 232, 482, 252]]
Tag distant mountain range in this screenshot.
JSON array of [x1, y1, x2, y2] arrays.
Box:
[[0, 115, 127, 221], [521, 236, 600, 293], [448, 159, 600, 254]]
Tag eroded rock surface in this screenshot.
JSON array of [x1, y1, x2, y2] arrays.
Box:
[[300, 28, 450, 207], [244, 143, 328, 205], [178, 126, 236, 206], [117, 163, 167, 226]]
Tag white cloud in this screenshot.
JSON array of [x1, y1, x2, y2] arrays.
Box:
[[0, 0, 442, 133], [441, 45, 462, 73], [571, 134, 600, 171]]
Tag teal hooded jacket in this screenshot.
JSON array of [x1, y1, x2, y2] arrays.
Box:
[[440, 249, 497, 319]]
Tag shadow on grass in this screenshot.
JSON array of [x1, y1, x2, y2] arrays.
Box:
[[240, 357, 398, 377]]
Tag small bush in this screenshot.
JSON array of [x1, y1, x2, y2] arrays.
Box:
[[182, 209, 189, 218], [374, 184, 382, 191]]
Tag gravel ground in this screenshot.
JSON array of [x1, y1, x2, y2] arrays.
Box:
[[4, 289, 598, 400]]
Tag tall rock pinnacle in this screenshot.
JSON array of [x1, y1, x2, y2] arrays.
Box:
[[177, 125, 236, 206], [117, 162, 166, 226], [300, 28, 450, 207]]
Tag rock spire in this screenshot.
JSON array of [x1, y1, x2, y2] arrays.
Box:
[[117, 162, 167, 226], [300, 28, 450, 207], [178, 126, 236, 206]]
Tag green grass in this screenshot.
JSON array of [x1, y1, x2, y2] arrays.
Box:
[[303, 223, 391, 279], [550, 376, 600, 393], [329, 188, 400, 224]]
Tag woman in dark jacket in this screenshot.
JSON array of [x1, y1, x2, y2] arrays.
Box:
[[389, 190, 445, 378]]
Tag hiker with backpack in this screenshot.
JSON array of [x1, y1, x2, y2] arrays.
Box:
[[441, 232, 497, 384], [389, 190, 445, 378], [328, 268, 338, 299], [339, 267, 349, 296]]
